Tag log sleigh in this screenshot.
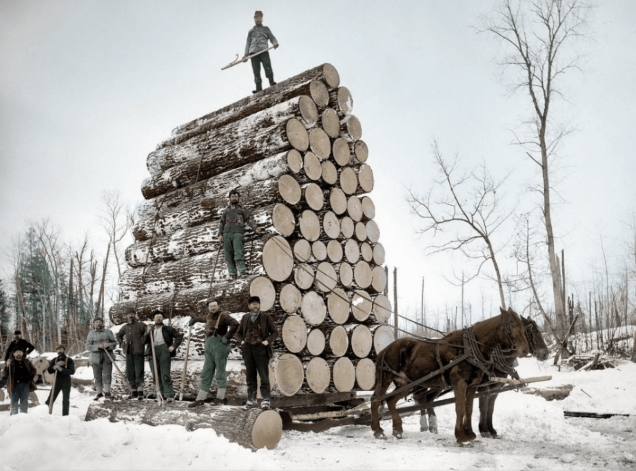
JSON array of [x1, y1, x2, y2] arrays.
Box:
[[105, 63, 392, 449]]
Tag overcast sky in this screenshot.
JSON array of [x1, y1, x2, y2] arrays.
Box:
[[1, 1, 635, 327]]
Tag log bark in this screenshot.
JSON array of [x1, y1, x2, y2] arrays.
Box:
[[270, 353, 304, 396], [299, 210, 321, 241], [327, 288, 350, 324], [279, 283, 302, 313], [351, 290, 372, 322], [167, 63, 339, 140], [314, 261, 337, 293], [340, 167, 358, 195], [332, 357, 355, 392], [321, 160, 338, 185], [301, 291, 326, 326], [294, 263, 314, 290], [303, 152, 322, 181], [305, 357, 331, 394], [303, 183, 324, 211], [142, 118, 309, 199], [327, 239, 343, 263], [309, 128, 331, 160], [306, 329, 326, 356], [322, 211, 340, 239], [354, 358, 375, 390], [329, 188, 347, 215], [347, 196, 363, 222], [371, 294, 391, 324], [262, 235, 294, 282], [340, 115, 362, 142], [329, 86, 353, 119], [281, 315, 308, 353], [361, 196, 375, 219], [87, 397, 283, 450], [321, 108, 341, 138]]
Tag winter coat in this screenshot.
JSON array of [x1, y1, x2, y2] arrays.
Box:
[[143, 324, 184, 358], [244, 24, 278, 56], [1, 358, 37, 394], [218, 203, 257, 235], [236, 312, 277, 359], [85, 328, 117, 365], [46, 354, 75, 377], [116, 320, 147, 355], [191, 311, 239, 341], [4, 338, 35, 361]]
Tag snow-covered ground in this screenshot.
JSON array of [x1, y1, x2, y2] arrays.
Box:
[[0, 357, 635, 470]]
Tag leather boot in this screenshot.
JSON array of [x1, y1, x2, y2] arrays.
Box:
[[268, 77, 276, 87], [252, 83, 262, 94]]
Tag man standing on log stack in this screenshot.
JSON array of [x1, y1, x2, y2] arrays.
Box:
[[4, 330, 35, 361], [1, 348, 37, 415], [242, 10, 279, 94], [116, 307, 147, 400], [44, 345, 75, 416], [188, 296, 239, 408], [144, 313, 183, 403], [237, 296, 277, 409], [218, 189, 262, 279], [86, 317, 117, 400]]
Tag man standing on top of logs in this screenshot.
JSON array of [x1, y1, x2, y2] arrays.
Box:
[[188, 296, 239, 408], [218, 189, 262, 279], [116, 307, 147, 400], [4, 330, 35, 361], [44, 344, 75, 416], [242, 10, 279, 94], [144, 312, 183, 403], [236, 296, 277, 409], [1, 348, 37, 415], [86, 316, 117, 400]]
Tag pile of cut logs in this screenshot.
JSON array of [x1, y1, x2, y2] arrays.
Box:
[[108, 63, 394, 400]]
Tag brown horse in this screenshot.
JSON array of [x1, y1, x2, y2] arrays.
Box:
[[370, 307, 530, 443], [477, 315, 549, 438]]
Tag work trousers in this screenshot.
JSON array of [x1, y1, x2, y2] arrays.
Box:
[[10, 382, 30, 415], [92, 351, 113, 393], [125, 352, 145, 389], [149, 344, 174, 398], [223, 232, 246, 275], [242, 343, 270, 402], [250, 51, 274, 86], [199, 336, 231, 391], [46, 375, 71, 415]]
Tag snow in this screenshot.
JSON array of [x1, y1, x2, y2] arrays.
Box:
[[1, 357, 635, 470]]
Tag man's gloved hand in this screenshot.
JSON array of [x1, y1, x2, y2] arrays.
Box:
[[168, 346, 174, 352], [274, 43, 279, 49], [53, 365, 63, 372], [56, 361, 65, 368], [242, 55, 248, 63], [222, 337, 229, 345], [188, 317, 196, 326], [114, 348, 123, 355], [262, 340, 269, 346]]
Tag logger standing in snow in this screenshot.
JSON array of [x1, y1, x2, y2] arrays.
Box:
[[144, 313, 183, 403], [116, 307, 147, 399], [4, 330, 35, 361], [218, 189, 262, 279], [44, 345, 75, 416], [1, 348, 37, 415], [188, 296, 239, 408], [242, 10, 279, 94], [86, 316, 117, 400], [237, 296, 277, 409]]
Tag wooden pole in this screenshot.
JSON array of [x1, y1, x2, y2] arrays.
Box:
[[393, 268, 398, 339], [178, 326, 192, 401], [103, 348, 133, 395], [148, 327, 164, 405], [420, 277, 424, 335], [48, 368, 58, 415]]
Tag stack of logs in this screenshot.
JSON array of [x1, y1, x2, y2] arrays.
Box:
[[109, 63, 394, 400]]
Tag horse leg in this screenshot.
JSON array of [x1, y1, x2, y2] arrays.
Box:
[[463, 386, 478, 441], [370, 375, 394, 439], [387, 391, 408, 439], [426, 390, 440, 434], [450, 369, 469, 443], [487, 388, 500, 438], [419, 409, 428, 432], [478, 385, 492, 437]]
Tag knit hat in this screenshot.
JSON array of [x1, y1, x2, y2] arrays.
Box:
[[248, 295, 261, 305], [254, 10, 263, 17]]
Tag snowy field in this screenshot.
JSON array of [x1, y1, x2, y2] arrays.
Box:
[[0, 357, 635, 471]]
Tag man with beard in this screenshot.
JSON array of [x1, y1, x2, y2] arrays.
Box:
[[4, 330, 35, 361], [1, 348, 37, 415], [116, 307, 147, 399], [144, 313, 183, 403], [86, 316, 117, 400], [44, 345, 75, 416], [242, 10, 279, 93], [236, 296, 277, 409]]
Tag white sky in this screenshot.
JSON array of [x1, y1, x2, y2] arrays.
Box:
[[1, 1, 635, 327]]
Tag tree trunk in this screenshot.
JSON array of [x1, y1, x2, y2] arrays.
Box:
[[329, 188, 347, 215], [321, 108, 341, 138], [281, 315, 308, 353], [321, 160, 338, 185], [300, 291, 326, 326], [270, 353, 304, 396], [304, 357, 331, 394], [328, 86, 353, 119], [309, 128, 331, 160], [306, 328, 326, 356], [354, 358, 375, 390], [332, 356, 355, 392], [351, 290, 372, 322], [327, 288, 350, 324], [339, 115, 362, 143], [370, 324, 395, 355], [326, 325, 348, 357]]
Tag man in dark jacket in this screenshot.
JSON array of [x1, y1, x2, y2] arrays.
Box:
[[44, 344, 75, 416], [116, 307, 147, 399], [144, 313, 183, 403], [4, 330, 35, 361], [218, 189, 262, 279], [188, 296, 239, 407], [1, 348, 37, 415], [236, 296, 277, 409], [242, 10, 279, 93]]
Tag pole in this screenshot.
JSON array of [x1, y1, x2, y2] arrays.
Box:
[[148, 327, 164, 405], [48, 368, 58, 415], [393, 268, 398, 339], [178, 326, 192, 402], [221, 45, 277, 70], [420, 277, 424, 335], [103, 348, 133, 395]]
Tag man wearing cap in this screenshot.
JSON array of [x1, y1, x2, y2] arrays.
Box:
[[188, 296, 239, 408], [144, 313, 183, 403], [44, 345, 75, 416], [85, 317, 117, 400], [218, 189, 262, 279], [236, 296, 277, 409], [116, 307, 147, 399], [1, 348, 37, 415], [242, 10, 279, 94], [4, 330, 35, 361]]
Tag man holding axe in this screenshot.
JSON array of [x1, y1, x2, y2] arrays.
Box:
[[144, 312, 183, 403], [242, 10, 279, 94], [44, 345, 75, 416], [116, 307, 147, 399]]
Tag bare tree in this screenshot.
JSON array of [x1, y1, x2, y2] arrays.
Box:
[[407, 141, 513, 309], [98, 190, 135, 281], [480, 0, 592, 334]]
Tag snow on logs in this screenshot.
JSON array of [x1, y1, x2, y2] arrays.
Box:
[[111, 63, 393, 402]]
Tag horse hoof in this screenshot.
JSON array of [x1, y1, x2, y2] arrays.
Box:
[[419, 427, 428, 433], [393, 431, 403, 439], [429, 427, 438, 434], [374, 432, 387, 440], [480, 432, 492, 439]]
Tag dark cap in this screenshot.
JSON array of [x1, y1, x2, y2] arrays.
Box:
[[123, 307, 136, 315], [152, 310, 164, 317], [93, 317, 103, 323], [254, 10, 263, 17], [228, 189, 240, 198], [56, 344, 65, 350], [202, 296, 217, 305], [248, 295, 261, 305], [14, 330, 22, 335]]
